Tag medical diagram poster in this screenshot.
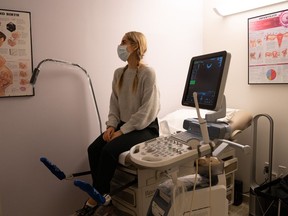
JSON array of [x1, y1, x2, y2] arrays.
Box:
[[248, 9, 288, 84], [0, 9, 34, 97]]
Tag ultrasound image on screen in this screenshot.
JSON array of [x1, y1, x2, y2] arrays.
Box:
[[184, 56, 224, 108]]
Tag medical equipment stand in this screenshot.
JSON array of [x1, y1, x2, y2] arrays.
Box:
[[30, 58, 103, 134], [249, 114, 274, 216]]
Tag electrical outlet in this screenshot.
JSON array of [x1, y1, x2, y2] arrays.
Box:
[[263, 162, 278, 179], [278, 165, 287, 178], [272, 172, 278, 180], [264, 162, 269, 174]]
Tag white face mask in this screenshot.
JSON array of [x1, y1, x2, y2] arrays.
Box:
[[117, 45, 130, 62]]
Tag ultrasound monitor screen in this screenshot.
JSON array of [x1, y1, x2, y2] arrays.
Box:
[[182, 51, 230, 111]]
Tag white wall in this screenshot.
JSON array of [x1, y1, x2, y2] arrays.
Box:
[[203, 0, 288, 192], [0, 1, 203, 215]]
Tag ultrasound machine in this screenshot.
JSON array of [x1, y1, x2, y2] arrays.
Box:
[[110, 50, 253, 216]]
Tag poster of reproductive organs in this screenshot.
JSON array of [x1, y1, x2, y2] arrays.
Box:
[[248, 9, 288, 84], [0, 9, 33, 97]]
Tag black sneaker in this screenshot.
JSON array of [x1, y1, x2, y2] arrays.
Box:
[[73, 204, 97, 216]]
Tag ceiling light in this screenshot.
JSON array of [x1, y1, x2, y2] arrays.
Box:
[[214, 0, 288, 17]]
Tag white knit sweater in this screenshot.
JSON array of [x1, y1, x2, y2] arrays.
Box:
[[106, 65, 160, 134]]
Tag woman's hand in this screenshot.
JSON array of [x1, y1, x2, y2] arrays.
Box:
[[110, 130, 123, 140], [103, 127, 115, 142]]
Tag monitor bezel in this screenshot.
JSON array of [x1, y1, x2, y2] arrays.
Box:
[[181, 50, 231, 111]]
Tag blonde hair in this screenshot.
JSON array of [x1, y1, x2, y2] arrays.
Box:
[[118, 31, 147, 93]]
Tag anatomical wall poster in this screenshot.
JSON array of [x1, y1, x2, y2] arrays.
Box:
[[0, 9, 34, 97], [248, 9, 288, 84]]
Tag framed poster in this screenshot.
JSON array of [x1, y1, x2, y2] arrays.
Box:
[[0, 9, 34, 97], [248, 9, 288, 84]]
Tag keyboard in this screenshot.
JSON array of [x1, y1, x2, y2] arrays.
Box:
[[129, 133, 211, 169]]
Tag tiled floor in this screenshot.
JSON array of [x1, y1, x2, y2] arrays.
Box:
[[229, 201, 249, 216], [229, 194, 250, 216]]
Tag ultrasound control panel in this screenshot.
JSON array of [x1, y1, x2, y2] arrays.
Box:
[[130, 133, 213, 169]]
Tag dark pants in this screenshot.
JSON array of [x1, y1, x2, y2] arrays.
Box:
[[88, 119, 159, 195]]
